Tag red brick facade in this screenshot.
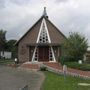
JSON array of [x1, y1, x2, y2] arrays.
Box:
[[16, 16, 66, 63]]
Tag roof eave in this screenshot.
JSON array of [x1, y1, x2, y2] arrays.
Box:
[[44, 17, 67, 40], [15, 16, 45, 46]]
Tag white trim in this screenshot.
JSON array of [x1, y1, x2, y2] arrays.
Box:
[[31, 46, 56, 62], [36, 19, 43, 43], [49, 46, 56, 62], [36, 18, 51, 43], [43, 18, 51, 43], [31, 47, 36, 62], [31, 47, 38, 62], [51, 47, 56, 62], [32, 18, 54, 62]]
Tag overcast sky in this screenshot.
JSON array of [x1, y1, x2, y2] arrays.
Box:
[[0, 0, 90, 45]]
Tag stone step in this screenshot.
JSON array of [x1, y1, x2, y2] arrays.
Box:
[[20, 62, 62, 70], [21, 63, 40, 70], [43, 62, 62, 70]]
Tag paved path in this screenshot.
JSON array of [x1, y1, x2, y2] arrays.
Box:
[[43, 62, 90, 77], [0, 65, 44, 90]]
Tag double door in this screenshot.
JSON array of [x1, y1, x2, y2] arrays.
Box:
[[38, 46, 49, 61]]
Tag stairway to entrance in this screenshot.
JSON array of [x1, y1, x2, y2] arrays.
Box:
[[20, 62, 61, 70], [43, 62, 63, 70], [19, 61, 90, 79], [20, 62, 40, 70]]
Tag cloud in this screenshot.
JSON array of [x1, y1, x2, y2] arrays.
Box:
[[0, 0, 90, 45], [10, 0, 31, 5], [0, 0, 6, 8], [84, 23, 90, 44], [55, 0, 68, 3]]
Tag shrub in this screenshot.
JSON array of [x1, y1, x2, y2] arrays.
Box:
[[61, 32, 88, 62], [40, 66, 47, 71], [59, 56, 65, 65], [65, 61, 90, 71], [59, 55, 71, 65]]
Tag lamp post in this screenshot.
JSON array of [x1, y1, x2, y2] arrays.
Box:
[[14, 58, 18, 65]]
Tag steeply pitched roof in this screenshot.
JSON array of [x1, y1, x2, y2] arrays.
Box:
[[15, 16, 43, 45], [15, 15, 66, 45], [45, 17, 66, 44]]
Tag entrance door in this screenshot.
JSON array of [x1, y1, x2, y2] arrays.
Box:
[[38, 46, 49, 61]]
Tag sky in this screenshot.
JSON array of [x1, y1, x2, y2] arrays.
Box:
[[0, 0, 90, 45]]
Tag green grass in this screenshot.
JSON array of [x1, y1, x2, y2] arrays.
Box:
[[65, 62, 90, 71], [42, 71, 90, 90], [0, 59, 14, 65]]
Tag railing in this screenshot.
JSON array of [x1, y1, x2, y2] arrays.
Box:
[[21, 85, 28, 90]]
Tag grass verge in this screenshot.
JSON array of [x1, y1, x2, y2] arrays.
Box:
[[42, 71, 90, 90], [0, 59, 14, 65], [65, 62, 90, 71]]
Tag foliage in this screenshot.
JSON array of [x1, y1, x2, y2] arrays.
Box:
[[61, 32, 88, 62], [40, 66, 47, 71], [0, 29, 17, 58], [0, 59, 14, 65], [6, 39, 17, 58], [65, 61, 90, 71], [0, 29, 7, 52], [42, 71, 90, 90], [59, 56, 66, 65]]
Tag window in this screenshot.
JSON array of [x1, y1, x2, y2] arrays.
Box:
[[39, 23, 49, 43], [33, 48, 38, 61], [49, 47, 53, 61]]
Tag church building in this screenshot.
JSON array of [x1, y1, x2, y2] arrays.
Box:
[[16, 7, 66, 63]]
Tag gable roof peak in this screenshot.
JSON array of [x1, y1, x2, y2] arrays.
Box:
[[43, 7, 48, 19]]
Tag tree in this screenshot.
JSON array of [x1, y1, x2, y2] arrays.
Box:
[[0, 29, 7, 58], [6, 39, 17, 58], [0, 29, 17, 59], [0, 29, 6, 50], [61, 32, 88, 62]]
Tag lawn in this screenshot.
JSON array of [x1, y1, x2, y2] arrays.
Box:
[[0, 59, 14, 65], [42, 71, 90, 90], [65, 61, 90, 71]]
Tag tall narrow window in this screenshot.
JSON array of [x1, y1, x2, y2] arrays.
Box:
[[32, 47, 38, 62], [39, 23, 49, 43], [37, 18, 51, 43], [49, 47, 53, 61]]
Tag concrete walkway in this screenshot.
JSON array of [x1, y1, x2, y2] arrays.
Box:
[[0, 65, 44, 90], [43, 62, 90, 78]]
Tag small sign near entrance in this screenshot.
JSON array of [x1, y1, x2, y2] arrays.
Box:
[[78, 60, 82, 64]]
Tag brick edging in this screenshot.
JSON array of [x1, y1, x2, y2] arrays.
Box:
[[43, 64, 90, 79]]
